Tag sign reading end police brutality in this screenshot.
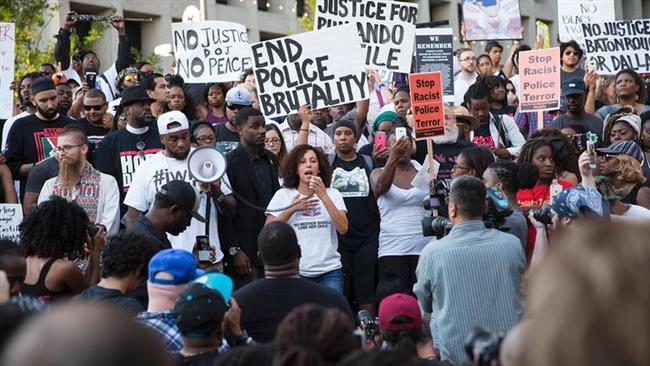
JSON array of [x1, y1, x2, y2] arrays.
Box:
[[408, 72, 444, 140], [315, 0, 418, 73], [519, 48, 561, 112], [251, 24, 367, 119], [582, 19, 650, 74], [172, 21, 253, 83]]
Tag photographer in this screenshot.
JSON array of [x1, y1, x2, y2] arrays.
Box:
[[414, 176, 525, 365]]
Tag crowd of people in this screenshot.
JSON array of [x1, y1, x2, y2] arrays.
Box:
[[1, 10, 650, 366]]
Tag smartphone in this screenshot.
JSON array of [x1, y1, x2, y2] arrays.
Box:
[[395, 127, 407, 141], [374, 132, 387, 150], [585, 132, 597, 169], [85, 71, 97, 89], [196, 235, 211, 262]]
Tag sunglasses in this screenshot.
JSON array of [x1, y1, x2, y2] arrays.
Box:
[[83, 104, 105, 111], [227, 103, 247, 111], [564, 51, 580, 56]]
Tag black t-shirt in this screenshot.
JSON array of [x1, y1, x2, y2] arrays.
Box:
[[24, 156, 59, 194], [94, 128, 163, 215], [472, 122, 495, 148], [78, 118, 111, 147], [74, 285, 144, 314], [549, 113, 604, 140], [232, 277, 352, 343], [177, 349, 221, 366], [331, 154, 379, 249], [490, 106, 516, 118], [415, 139, 476, 181], [214, 123, 240, 154], [129, 216, 172, 252]]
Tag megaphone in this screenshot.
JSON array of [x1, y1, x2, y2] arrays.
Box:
[[187, 146, 227, 183]]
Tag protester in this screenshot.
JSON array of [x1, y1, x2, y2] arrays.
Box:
[[595, 69, 650, 119], [639, 111, 650, 181], [190, 121, 216, 148], [77, 89, 112, 146], [476, 54, 493, 78], [514, 109, 556, 139], [20, 196, 103, 301], [142, 72, 169, 118], [596, 140, 650, 209], [2, 72, 40, 151], [370, 127, 428, 293], [378, 293, 431, 359], [232, 222, 352, 343], [530, 128, 580, 185], [393, 86, 411, 122], [103, 67, 140, 117], [453, 48, 478, 106], [549, 78, 603, 139], [453, 106, 480, 143], [94, 85, 163, 215], [602, 109, 641, 145], [214, 86, 251, 153], [414, 176, 525, 365], [238, 82, 260, 110], [280, 105, 335, 154], [594, 75, 616, 111], [38, 125, 120, 234], [22, 156, 59, 212], [266, 144, 348, 292], [223, 108, 280, 288], [55, 82, 73, 116], [167, 81, 197, 122], [594, 175, 650, 219], [74, 230, 157, 313], [200, 83, 228, 125], [485, 75, 516, 117], [264, 124, 287, 173], [358, 110, 401, 165], [505, 79, 518, 109], [451, 146, 495, 179], [559, 41, 585, 83], [485, 41, 504, 76], [0, 241, 27, 298]]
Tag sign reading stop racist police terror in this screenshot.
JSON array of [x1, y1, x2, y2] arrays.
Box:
[[582, 19, 650, 74], [408, 72, 445, 140], [251, 23, 367, 119], [314, 0, 418, 74], [519, 48, 561, 112], [172, 21, 253, 83]]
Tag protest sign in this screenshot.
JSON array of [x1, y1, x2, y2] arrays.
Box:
[[462, 0, 522, 41], [0, 23, 15, 120], [558, 0, 614, 48], [536, 20, 550, 49], [0, 204, 22, 242], [408, 72, 445, 140], [582, 19, 650, 75], [415, 28, 454, 104], [251, 24, 367, 118], [519, 48, 560, 112], [314, 0, 418, 73], [172, 21, 253, 83]]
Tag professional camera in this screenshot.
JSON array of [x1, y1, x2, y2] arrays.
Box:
[[530, 205, 553, 226], [464, 327, 504, 366], [357, 310, 380, 340]]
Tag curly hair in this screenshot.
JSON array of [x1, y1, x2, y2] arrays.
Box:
[[560, 40, 584, 63], [281, 145, 332, 189], [458, 146, 495, 178], [273, 304, 358, 366], [612, 154, 646, 184], [99, 231, 158, 279], [530, 128, 580, 179], [486, 160, 538, 194], [517, 138, 553, 166], [20, 196, 89, 260], [616, 69, 647, 104]]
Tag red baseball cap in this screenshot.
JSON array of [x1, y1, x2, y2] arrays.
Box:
[[379, 293, 423, 332]]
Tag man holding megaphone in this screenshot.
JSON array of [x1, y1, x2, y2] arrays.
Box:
[[123, 110, 236, 265]]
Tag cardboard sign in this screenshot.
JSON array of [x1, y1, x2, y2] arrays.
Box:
[[314, 0, 418, 73], [519, 48, 561, 112], [462, 0, 522, 41], [558, 0, 615, 48], [415, 28, 454, 104], [172, 21, 253, 83], [0, 204, 22, 242], [408, 72, 445, 140], [582, 19, 650, 75], [0, 23, 15, 120], [251, 24, 367, 118]]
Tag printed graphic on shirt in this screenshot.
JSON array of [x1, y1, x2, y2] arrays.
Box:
[[119, 150, 160, 192], [216, 141, 239, 154], [472, 135, 495, 148], [151, 168, 198, 191], [332, 167, 370, 198], [34, 128, 64, 161]]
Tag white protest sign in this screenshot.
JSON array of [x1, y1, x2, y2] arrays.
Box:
[[314, 0, 418, 73], [0, 23, 15, 119], [582, 19, 650, 75], [0, 204, 22, 242], [251, 24, 367, 119], [172, 21, 253, 83], [558, 0, 615, 48]]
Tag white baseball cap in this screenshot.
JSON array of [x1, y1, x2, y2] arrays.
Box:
[[157, 110, 189, 135]]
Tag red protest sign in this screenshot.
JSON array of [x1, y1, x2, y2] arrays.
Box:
[[408, 72, 445, 140]]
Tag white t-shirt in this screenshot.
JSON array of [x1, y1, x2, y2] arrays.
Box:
[[267, 187, 347, 277], [123, 149, 231, 259], [622, 204, 650, 220], [2, 111, 29, 151]]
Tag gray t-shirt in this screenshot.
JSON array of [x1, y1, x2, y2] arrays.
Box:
[[550, 113, 604, 139], [503, 208, 527, 251], [25, 157, 59, 194]]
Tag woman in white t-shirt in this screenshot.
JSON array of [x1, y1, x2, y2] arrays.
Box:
[[265, 144, 348, 293]]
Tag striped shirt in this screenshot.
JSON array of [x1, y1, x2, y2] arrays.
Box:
[[414, 220, 525, 365]]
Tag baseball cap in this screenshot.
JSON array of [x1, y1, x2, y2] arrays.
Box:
[[193, 273, 233, 304], [159, 180, 206, 222], [174, 283, 227, 338], [225, 87, 252, 107], [148, 249, 203, 285], [157, 110, 190, 135], [551, 187, 609, 218], [378, 293, 423, 332], [596, 140, 644, 163], [561, 78, 586, 97], [30, 76, 56, 96]]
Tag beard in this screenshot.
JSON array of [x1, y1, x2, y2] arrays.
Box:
[[58, 102, 71, 115], [37, 104, 58, 120], [59, 158, 83, 188], [431, 125, 459, 145]]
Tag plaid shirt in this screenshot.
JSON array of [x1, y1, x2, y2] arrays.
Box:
[[137, 311, 183, 352], [514, 110, 555, 138]]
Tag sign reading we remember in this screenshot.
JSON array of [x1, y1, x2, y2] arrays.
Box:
[[415, 28, 454, 104], [172, 21, 253, 83], [314, 0, 418, 73], [582, 19, 650, 74], [519, 48, 560, 112], [251, 24, 367, 118], [0, 204, 22, 242], [0, 23, 15, 119], [408, 72, 444, 140], [558, 0, 614, 46]]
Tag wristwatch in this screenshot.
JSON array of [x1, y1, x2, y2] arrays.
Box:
[[229, 246, 241, 256], [234, 330, 253, 346]]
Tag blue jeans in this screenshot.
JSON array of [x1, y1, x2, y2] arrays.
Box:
[[302, 268, 344, 294]]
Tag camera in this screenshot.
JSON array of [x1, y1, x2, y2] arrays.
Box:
[[357, 310, 380, 340], [529, 205, 553, 226], [464, 327, 504, 366]]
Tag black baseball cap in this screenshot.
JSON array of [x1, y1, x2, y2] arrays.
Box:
[[30, 76, 56, 96], [159, 180, 206, 222], [561, 78, 586, 97], [174, 283, 227, 338]]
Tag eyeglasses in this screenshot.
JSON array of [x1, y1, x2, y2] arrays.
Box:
[[460, 56, 477, 62], [196, 135, 216, 143], [227, 103, 247, 111], [452, 164, 471, 172], [83, 104, 105, 111], [265, 138, 281, 145], [54, 144, 83, 154], [136, 140, 146, 159]]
